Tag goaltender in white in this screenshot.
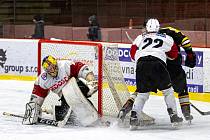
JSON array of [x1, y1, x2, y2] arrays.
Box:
[[22, 55, 99, 127]]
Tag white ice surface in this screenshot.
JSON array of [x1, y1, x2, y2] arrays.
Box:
[[1, 80, 210, 140]]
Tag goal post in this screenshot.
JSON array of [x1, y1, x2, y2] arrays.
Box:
[[37, 39, 131, 117]]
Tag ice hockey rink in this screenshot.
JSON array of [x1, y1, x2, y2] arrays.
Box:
[[1, 80, 210, 140]]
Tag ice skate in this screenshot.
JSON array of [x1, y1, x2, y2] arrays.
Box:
[[181, 105, 193, 124], [129, 111, 139, 130], [167, 108, 183, 128]]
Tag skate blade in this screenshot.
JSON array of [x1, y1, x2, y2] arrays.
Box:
[[116, 119, 124, 127], [101, 120, 111, 127], [139, 120, 155, 126], [186, 120, 192, 125], [171, 122, 182, 129], [130, 125, 138, 130]]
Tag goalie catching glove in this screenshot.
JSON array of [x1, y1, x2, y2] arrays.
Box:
[[185, 51, 196, 68]]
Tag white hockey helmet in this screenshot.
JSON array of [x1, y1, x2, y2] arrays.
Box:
[[146, 18, 160, 33]]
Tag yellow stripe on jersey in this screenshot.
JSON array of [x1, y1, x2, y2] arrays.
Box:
[[165, 27, 181, 33], [183, 43, 192, 48], [181, 36, 191, 48], [182, 37, 189, 42]]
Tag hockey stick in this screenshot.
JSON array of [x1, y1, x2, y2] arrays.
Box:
[[125, 31, 134, 43], [3, 112, 59, 126], [3, 112, 25, 118], [190, 103, 210, 115], [103, 62, 123, 110]]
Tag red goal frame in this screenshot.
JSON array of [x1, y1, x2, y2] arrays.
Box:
[[37, 39, 104, 116]]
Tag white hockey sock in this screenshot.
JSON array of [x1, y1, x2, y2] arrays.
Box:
[[162, 87, 177, 114], [132, 92, 149, 115]]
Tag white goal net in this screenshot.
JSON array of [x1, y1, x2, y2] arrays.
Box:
[[38, 40, 130, 117]]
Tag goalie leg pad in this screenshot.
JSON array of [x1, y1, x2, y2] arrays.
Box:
[[51, 96, 73, 127], [22, 102, 41, 125], [57, 106, 72, 127], [62, 77, 98, 126], [53, 95, 70, 121], [76, 78, 91, 98]]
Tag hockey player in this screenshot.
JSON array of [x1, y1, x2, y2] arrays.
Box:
[[118, 21, 196, 123], [22, 55, 98, 126], [128, 18, 183, 129], [159, 27, 196, 121]]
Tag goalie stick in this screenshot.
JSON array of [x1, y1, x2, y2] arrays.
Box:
[[190, 103, 210, 115], [103, 63, 123, 110], [3, 111, 111, 127], [3, 112, 60, 126]]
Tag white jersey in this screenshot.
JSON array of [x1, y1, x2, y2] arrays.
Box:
[[132, 32, 174, 63], [32, 60, 89, 101], [36, 60, 72, 94]]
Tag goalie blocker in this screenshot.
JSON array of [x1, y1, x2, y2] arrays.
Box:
[[23, 77, 98, 127]]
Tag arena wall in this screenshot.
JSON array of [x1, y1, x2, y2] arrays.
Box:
[[0, 39, 210, 102]]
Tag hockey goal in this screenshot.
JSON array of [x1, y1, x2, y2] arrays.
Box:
[[38, 40, 130, 117]]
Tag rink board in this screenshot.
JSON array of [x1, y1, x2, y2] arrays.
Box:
[[0, 39, 210, 102]]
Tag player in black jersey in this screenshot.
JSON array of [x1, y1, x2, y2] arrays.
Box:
[[159, 26, 196, 121]]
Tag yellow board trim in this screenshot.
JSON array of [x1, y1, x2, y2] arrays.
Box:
[[0, 75, 37, 81], [128, 85, 210, 103], [1, 76, 210, 103]]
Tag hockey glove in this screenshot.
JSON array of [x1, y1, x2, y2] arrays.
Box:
[[22, 102, 41, 125], [185, 51, 196, 68], [86, 80, 98, 97], [78, 78, 98, 97]]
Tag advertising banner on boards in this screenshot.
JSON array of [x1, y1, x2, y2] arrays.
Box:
[[117, 44, 205, 93], [0, 39, 38, 76], [0, 39, 209, 93]]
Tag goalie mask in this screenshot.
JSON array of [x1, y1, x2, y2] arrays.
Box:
[[42, 55, 58, 77]]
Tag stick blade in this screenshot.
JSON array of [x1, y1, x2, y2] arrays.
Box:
[[203, 111, 210, 115]]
